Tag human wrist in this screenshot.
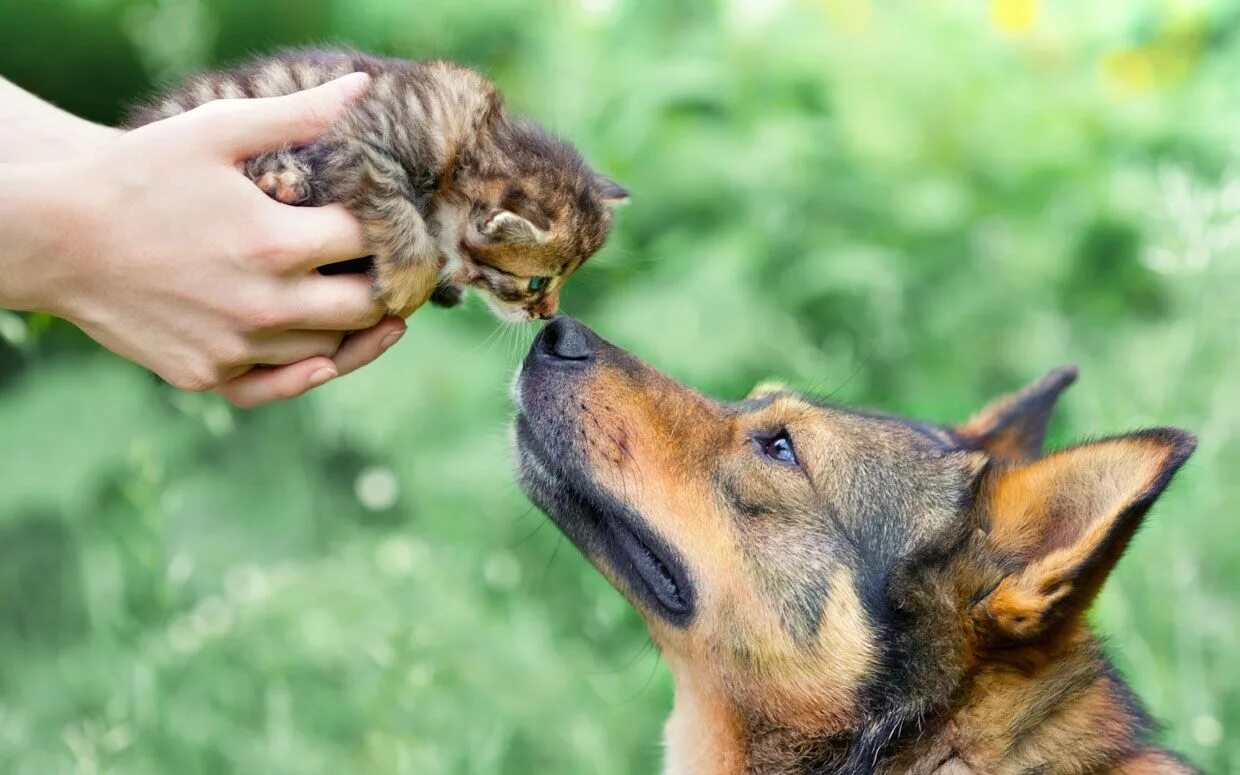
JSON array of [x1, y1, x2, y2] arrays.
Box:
[[0, 78, 121, 163], [50, 120, 122, 162], [0, 160, 93, 315]]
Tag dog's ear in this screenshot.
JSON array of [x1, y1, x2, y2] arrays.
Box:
[[973, 428, 1195, 644], [746, 380, 790, 400], [957, 366, 1078, 462]]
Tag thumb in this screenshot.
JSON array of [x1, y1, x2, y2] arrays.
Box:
[[191, 71, 371, 160]]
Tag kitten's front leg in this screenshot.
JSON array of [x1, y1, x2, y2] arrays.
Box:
[[361, 196, 443, 317]]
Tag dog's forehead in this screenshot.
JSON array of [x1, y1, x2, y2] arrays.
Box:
[[737, 391, 959, 451], [739, 392, 973, 547]]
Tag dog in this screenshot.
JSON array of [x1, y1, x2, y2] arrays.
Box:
[[512, 317, 1198, 774]]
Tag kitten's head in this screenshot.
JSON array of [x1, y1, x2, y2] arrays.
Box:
[[441, 119, 628, 323]]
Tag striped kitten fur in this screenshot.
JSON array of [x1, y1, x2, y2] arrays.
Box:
[[128, 50, 628, 322]]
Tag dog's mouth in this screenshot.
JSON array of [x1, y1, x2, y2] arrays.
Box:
[[514, 415, 695, 626]]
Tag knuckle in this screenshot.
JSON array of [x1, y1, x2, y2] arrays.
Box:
[[240, 305, 283, 332], [209, 335, 251, 368], [188, 98, 235, 123], [318, 332, 346, 358], [249, 228, 299, 269], [232, 291, 286, 332], [170, 362, 220, 393]]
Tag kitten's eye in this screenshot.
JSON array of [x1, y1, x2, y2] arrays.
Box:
[[755, 431, 798, 466], [528, 276, 550, 292]]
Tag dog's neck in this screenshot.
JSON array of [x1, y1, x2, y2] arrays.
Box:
[[661, 665, 747, 775], [661, 624, 1192, 774]]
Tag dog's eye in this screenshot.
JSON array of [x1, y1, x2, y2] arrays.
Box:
[[757, 431, 798, 466], [528, 276, 549, 292]]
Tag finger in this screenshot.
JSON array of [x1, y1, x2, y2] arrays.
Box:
[[215, 357, 338, 409], [191, 72, 371, 160], [283, 273, 384, 330], [250, 330, 345, 366], [273, 203, 368, 272], [332, 317, 406, 376]]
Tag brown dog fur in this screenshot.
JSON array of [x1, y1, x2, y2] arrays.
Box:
[[513, 318, 1197, 774]]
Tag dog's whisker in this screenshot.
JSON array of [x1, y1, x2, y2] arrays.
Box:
[[582, 634, 654, 676], [468, 320, 506, 356], [540, 533, 564, 585], [606, 643, 663, 707], [822, 341, 876, 402], [511, 517, 549, 547]]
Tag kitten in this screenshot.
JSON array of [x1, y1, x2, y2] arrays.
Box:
[[128, 49, 628, 322]]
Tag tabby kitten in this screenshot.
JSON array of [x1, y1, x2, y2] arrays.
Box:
[[129, 50, 628, 322]]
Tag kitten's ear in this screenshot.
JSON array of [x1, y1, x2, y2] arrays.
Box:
[[594, 176, 630, 206], [972, 428, 1195, 644], [483, 210, 550, 245]]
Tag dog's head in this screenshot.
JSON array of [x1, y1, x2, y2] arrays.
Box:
[[512, 318, 1194, 750]]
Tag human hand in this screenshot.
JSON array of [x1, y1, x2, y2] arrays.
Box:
[[2, 72, 405, 407]]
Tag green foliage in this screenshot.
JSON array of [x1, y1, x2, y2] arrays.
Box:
[[2, 0, 1238, 771]]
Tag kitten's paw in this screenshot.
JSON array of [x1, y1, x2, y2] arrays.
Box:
[[430, 283, 466, 308], [372, 259, 440, 318], [256, 169, 311, 205]]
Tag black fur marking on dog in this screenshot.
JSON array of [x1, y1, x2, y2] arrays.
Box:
[[515, 415, 697, 626], [714, 472, 777, 520]]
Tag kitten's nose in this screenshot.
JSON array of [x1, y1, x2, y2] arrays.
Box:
[[535, 317, 593, 362], [530, 294, 560, 321]]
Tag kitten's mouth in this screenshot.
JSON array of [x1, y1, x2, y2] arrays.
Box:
[[485, 297, 537, 324]]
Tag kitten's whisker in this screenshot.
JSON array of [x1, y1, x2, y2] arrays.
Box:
[[470, 320, 506, 356]]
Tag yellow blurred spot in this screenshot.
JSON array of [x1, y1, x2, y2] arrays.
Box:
[[1154, 10, 1205, 85], [990, 0, 1037, 36], [821, 0, 872, 33], [1149, 45, 1194, 86], [1101, 48, 1155, 94]]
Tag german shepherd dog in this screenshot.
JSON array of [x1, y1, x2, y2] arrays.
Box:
[[512, 318, 1198, 774]]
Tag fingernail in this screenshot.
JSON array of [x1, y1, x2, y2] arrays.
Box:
[[380, 328, 405, 351], [308, 367, 337, 387]]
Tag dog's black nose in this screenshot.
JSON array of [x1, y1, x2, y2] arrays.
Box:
[[537, 316, 593, 361]]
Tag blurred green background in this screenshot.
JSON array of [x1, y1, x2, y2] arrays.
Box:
[[1, 0, 1237, 771]]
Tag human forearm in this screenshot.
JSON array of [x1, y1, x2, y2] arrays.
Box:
[[0, 77, 119, 163]]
